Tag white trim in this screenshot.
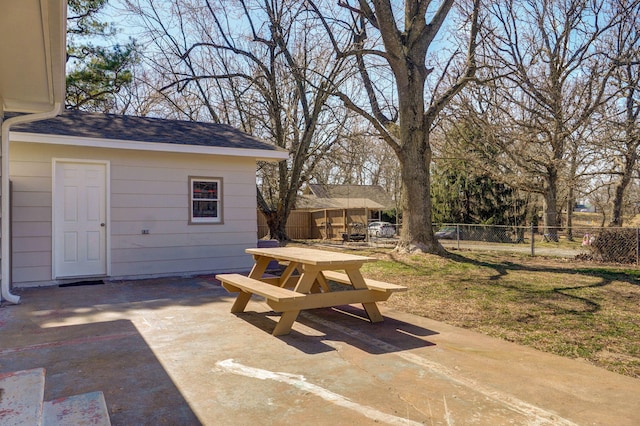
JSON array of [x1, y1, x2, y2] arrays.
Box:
[[0, 0, 67, 113], [190, 177, 223, 224], [51, 158, 111, 279], [10, 131, 289, 161]]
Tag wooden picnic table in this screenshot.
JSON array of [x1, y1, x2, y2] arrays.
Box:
[[216, 246, 406, 336]]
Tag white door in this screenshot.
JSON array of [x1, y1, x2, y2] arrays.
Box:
[[53, 161, 108, 278]]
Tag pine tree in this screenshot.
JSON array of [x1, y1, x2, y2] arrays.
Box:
[[65, 0, 137, 112]]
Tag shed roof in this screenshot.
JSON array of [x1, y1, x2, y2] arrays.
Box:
[[9, 109, 288, 160], [305, 184, 394, 209], [298, 184, 395, 211], [295, 196, 387, 211]]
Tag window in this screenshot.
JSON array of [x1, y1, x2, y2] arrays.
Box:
[[190, 177, 222, 224]]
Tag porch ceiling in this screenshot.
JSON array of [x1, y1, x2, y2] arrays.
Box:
[[0, 0, 66, 113]]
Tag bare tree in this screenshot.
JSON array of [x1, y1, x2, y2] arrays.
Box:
[[125, 0, 350, 241], [313, 126, 398, 185], [467, 0, 626, 240], [605, 0, 640, 226], [311, 0, 481, 253]]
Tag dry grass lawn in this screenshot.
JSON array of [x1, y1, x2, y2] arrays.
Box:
[[328, 246, 640, 378]]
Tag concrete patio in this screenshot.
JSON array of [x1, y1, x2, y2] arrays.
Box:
[[1, 276, 638, 425]]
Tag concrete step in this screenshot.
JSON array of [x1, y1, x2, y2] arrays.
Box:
[[43, 391, 111, 425], [0, 367, 46, 426]]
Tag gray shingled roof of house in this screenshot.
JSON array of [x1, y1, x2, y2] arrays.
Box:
[[308, 184, 394, 205], [8, 109, 285, 153], [299, 184, 395, 210], [295, 195, 388, 210]]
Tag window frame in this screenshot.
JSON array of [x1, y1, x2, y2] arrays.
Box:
[[189, 176, 223, 225]]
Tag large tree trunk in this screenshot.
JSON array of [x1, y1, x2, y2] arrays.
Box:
[[566, 191, 574, 241], [257, 160, 298, 243], [397, 132, 443, 253], [392, 49, 445, 254], [610, 174, 630, 227], [261, 210, 290, 242], [397, 60, 446, 254], [543, 170, 560, 242], [610, 152, 637, 227]]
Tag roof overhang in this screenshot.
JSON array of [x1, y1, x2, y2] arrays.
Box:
[[296, 196, 387, 211], [0, 0, 67, 114], [10, 131, 291, 161]]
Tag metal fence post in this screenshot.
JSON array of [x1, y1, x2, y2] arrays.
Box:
[[456, 224, 460, 250], [531, 223, 535, 256]]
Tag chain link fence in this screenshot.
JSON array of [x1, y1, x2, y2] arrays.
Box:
[[361, 223, 640, 265], [426, 224, 640, 264]]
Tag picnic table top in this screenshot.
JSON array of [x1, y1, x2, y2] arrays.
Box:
[[245, 246, 376, 266]]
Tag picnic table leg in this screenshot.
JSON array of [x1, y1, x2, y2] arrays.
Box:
[[230, 291, 252, 313], [272, 310, 300, 336], [315, 273, 331, 292], [346, 268, 384, 322], [228, 255, 273, 314], [278, 261, 300, 287], [293, 266, 321, 293], [361, 302, 384, 322], [249, 256, 271, 279]]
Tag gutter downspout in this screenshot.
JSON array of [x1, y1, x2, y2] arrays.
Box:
[[1, 103, 63, 304]]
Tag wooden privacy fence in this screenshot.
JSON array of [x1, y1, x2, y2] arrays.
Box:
[[258, 210, 312, 239], [257, 208, 369, 240], [311, 209, 368, 239]]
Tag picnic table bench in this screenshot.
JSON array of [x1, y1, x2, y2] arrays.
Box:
[[319, 270, 407, 293]]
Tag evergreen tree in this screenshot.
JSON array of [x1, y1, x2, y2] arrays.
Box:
[[431, 161, 527, 227], [66, 0, 137, 112]]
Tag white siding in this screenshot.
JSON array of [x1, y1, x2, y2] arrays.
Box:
[[10, 143, 257, 286]]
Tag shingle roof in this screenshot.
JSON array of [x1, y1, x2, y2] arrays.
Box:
[[300, 184, 395, 210], [8, 109, 285, 153], [295, 195, 387, 210], [306, 184, 394, 208]]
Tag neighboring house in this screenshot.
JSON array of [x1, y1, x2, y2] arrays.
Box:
[[302, 184, 396, 239], [257, 184, 395, 240], [8, 110, 287, 287]]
